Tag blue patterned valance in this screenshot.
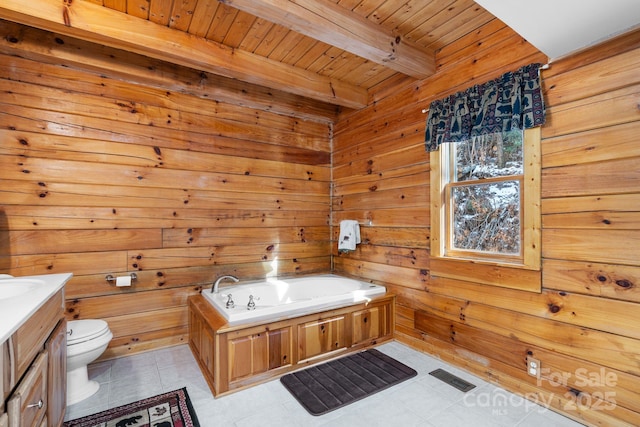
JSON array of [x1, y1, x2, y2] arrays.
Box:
[[424, 63, 545, 151]]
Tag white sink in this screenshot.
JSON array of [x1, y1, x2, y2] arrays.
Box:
[[0, 278, 44, 300], [0, 273, 73, 343]]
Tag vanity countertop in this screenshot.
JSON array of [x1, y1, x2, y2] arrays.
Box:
[[0, 273, 72, 343]]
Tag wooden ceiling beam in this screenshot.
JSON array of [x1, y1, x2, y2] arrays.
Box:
[[0, 0, 368, 109], [0, 20, 339, 124], [220, 0, 436, 79]]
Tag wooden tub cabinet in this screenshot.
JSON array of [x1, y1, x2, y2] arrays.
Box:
[[188, 293, 395, 397]]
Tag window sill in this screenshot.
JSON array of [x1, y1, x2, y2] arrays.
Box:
[[429, 256, 542, 293]]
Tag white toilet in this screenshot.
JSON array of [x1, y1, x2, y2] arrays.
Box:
[[66, 319, 113, 406]]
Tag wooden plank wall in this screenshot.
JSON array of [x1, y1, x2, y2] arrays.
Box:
[[333, 19, 640, 427], [0, 20, 333, 359]]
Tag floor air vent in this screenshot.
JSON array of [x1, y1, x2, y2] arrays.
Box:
[[429, 368, 476, 392]]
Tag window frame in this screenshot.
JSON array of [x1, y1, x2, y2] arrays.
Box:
[[430, 127, 541, 271]]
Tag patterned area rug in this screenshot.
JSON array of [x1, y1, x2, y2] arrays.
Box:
[[280, 349, 417, 416], [63, 388, 200, 427]]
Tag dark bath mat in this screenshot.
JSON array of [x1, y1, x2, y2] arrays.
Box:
[[280, 348, 417, 416]]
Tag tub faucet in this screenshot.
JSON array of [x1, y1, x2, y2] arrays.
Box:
[[247, 295, 256, 311], [225, 294, 235, 309], [212, 275, 239, 293]]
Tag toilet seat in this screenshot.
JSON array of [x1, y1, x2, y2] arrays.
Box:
[[67, 319, 110, 345]]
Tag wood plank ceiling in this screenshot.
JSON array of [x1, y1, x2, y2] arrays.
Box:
[[0, 0, 495, 110]]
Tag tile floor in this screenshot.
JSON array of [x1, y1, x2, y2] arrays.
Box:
[[64, 341, 585, 426]]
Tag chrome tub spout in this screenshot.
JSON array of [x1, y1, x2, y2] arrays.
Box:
[[212, 275, 239, 293]]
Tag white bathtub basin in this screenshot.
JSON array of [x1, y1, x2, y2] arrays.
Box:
[[202, 274, 386, 325]]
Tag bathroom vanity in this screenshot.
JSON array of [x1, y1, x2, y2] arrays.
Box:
[[0, 274, 72, 427]]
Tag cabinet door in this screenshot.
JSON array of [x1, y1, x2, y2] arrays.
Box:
[[353, 302, 392, 345], [200, 325, 215, 379], [228, 334, 266, 381], [352, 307, 381, 345], [188, 304, 215, 378], [267, 328, 291, 370], [188, 308, 203, 357], [227, 327, 291, 383], [298, 316, 346, 361], [46, 319, 66, 427], [1, 338, 13, 405], [7, 351, 48, 427], [14, 291, 62, 379]]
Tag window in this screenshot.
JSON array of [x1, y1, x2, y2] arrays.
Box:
[[430, 127, 540, 270]]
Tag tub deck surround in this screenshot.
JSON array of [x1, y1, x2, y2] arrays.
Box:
[[202, 274, 386, 325], [0, 273, 73, 343], [188, 287, 395, 397]]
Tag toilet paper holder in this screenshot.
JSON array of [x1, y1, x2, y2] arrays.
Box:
[[105, 273, 137, 284]]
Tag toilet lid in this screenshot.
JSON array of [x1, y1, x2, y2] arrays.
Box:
[[67, 319, 110, 345]]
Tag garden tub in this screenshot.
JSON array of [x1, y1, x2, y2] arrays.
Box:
[[201, 274, 386, 325]]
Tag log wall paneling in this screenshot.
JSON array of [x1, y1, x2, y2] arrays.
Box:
[[2, 10, 640, 427], [0, 25, 332, 358], [333, 20, 640, 427]]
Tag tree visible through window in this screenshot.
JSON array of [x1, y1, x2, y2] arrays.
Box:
[[448, 130, 523, 258], [431, 127, 540, 269]]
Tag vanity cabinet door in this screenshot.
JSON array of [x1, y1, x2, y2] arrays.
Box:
[[46, 320, 66, 427], [13, 291, 62, 381], [298, 315, 346, 361], [7, 351, 48, 427], [1, 338, 14, 405]]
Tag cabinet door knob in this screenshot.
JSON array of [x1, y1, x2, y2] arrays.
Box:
[[27, 399, 43, 409]]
